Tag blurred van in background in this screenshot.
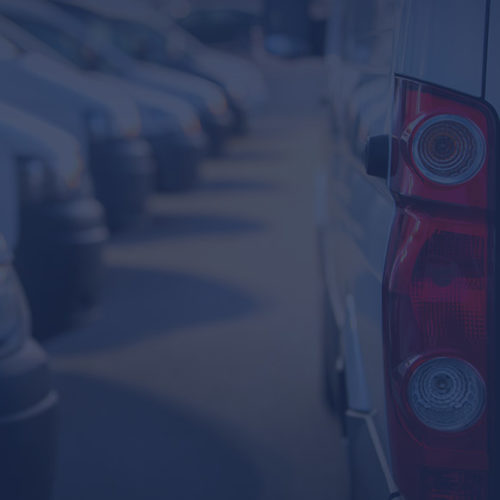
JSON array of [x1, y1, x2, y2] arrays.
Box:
[[0, 0, 233, 156], [0, 29, 154, 230], [0, 141, 58, 499], [0, 100, 107, 337], [49, 0, 268, 135], [0, 14, 208, 192], [176, 6, 261, 55]]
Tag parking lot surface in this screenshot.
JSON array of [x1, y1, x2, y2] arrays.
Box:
[[46, 59, 349, 500]]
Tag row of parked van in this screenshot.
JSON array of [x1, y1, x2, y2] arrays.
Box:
[[0, 1, 266, 498]]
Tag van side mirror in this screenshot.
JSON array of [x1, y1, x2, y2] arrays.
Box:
[[365, 135, 390, 179]]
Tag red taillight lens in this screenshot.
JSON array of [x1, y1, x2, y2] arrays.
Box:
[[423, 469, 488, 500], [391, 79, 492, 209], [383, 78, 496, 500]]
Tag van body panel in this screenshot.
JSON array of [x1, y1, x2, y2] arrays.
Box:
[[322, 0, 398, 466], [0, 145, 18, 250], [323, 0, 492, 496], [395, 0, 486, 97], [486, 0, 500, 115], [324, 148, 395, 455], [0, 101, 83, 253]]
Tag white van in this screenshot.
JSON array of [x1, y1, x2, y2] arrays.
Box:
[[0, 15, 207, 192], [0, 137, 58, 500], [0, 33, 154, 230], [0, 101, 107, 336], [317, 1, 499, 499]]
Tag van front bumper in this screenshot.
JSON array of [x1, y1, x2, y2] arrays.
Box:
[[148, 131, 206, 191], [228, 98, 248, 135], [16, 197, 107, 338], [89, 138, 155, 230], [200, 109, 232, 156], [0, 339, 58, 500]]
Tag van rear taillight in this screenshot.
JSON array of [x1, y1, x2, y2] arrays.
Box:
[[383, 77, 497, 499]]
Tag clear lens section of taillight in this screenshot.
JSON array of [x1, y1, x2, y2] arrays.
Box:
[[408, 357, 486, 432], [412, 114, 486, 185]]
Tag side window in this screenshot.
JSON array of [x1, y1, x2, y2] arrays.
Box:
[[7, 16, 78, 63], [6, 15, 101, 72]]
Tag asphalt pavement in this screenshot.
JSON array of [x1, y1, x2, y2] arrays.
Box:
[[46, 57, 350, 500]]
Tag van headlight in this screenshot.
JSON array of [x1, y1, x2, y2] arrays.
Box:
[[86, 107, 142, 140], [85, 109, 113, 140], [208, 95, 229, 116], [17, 156, 67, 203], [181, 115, 202, 136], [139, 106, 177, 135], [0, 263, 28, 357]]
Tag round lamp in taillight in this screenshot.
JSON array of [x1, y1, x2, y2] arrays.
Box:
[[407, 357, 486, 432], [411, 114, 486, 185]]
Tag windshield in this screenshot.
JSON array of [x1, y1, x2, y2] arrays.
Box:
[[53, 2, 198, 66], [113, 18, 200, 67], [110, 19, 172, 64], [0, 35, 21, 60], [4, 13, 114, 72]]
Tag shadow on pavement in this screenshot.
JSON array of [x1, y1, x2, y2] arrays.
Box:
[[200, 179, 279, 193], [48, 266, 263, 356], [52, 373, 262, 500], [148, 213, 266, 239], [214, 148, 284, 164], [111, 213, 267, 245]]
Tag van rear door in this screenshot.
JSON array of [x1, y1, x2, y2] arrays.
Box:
[[486, 0, 500, 112], [486, 1, 500, 494]]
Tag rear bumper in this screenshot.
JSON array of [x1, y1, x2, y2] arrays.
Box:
[[147, 131, 205, 191], [89, 138, 155, 230], [0, 339, 58, 500], [16, 197, 107, 338]]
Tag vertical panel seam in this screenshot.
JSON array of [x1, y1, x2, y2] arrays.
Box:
[[482, 0, 492, 98]]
